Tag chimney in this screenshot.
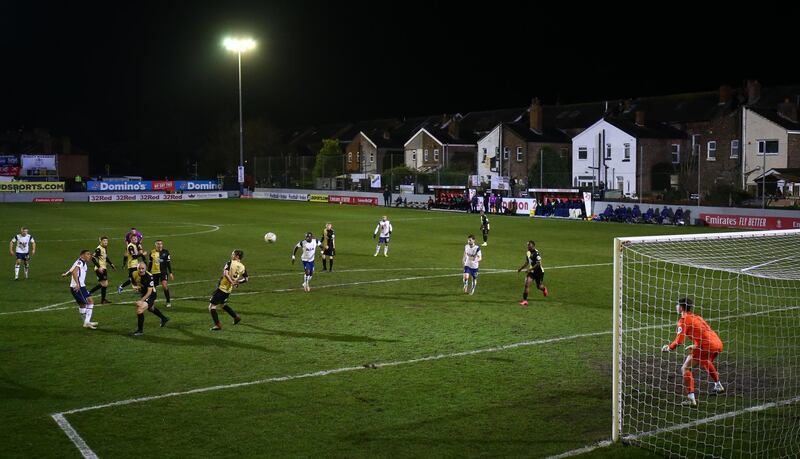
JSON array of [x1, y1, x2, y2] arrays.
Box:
[[441, 113, 449, 126], [635, 110, 645, 126], [448, 117, 460, 139], [529, 97, 543, 132], [746, 80, 761, 105], [719, 85, 733, 104], [777, 98, 799, 123]]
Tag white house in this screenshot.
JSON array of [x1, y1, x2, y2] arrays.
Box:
[[572, 115, 686, 196], [572, 118, 640, 196], [476, 124, 501, 184], [742, 105, 800, 189]]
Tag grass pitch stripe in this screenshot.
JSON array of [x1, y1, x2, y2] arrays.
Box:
[[3, 262, 612, 316]]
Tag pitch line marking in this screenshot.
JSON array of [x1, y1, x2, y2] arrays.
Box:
[[544, 395, 800, 458], [2, 263, 612, 315], [50, 302, 800, 458]]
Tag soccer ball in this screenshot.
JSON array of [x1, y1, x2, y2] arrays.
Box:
[[264, 232, 277, 243]]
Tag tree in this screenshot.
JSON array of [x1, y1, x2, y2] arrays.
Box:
[[312, 138, 343, 180], [529, 146, 570, 188]]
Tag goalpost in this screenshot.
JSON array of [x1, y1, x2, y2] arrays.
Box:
[[612, 229, 800, 458]]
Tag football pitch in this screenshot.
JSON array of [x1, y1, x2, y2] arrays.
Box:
[[2, 200, 729, 458]]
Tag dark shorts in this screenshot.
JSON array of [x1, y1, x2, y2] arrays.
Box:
[[70, 286, 91, 305], [140, 292, 157, 309], [95, 268, 108, 282], [378, 237, 389, 244], [527, 270, 544, 285], [15, 252, 30, 261], [209, 288, 230, 306], [323, 247, 335, 257], [152, 273, 163, 284], [463, 266, 479, 278], [302, 260, 315, 275]]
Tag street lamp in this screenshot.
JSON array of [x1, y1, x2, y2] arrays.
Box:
[[223, 37, 256, 195]]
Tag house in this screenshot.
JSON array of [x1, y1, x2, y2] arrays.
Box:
[[476, 98, 570, 190], [571, 113, 686, 197], [403, 115, 475, 172], [342, 118, 403, 174], [742, 95, 800, 192]]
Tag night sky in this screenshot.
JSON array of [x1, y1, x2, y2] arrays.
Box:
[[2, 2, 797, 175]]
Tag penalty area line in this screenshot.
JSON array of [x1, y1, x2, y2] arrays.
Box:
[[52, 329, 611, 458]]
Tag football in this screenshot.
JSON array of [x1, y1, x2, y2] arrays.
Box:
[[264, 232, 276, 243]]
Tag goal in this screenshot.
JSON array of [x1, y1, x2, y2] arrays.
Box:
[[612, 229, 800, 458]]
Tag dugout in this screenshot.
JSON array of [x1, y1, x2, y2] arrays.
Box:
[[429, 185, 468, 210], [527, 188, 585, 218]]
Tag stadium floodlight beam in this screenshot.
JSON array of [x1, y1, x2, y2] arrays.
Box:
[[223, 37, 256, 195]]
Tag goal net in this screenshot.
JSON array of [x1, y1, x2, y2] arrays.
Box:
[[612, 229, 800, 458]]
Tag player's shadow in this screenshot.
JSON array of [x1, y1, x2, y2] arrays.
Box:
[[93, 326, 282, 354], [242, 323, 400, 343], [0, 375, 65, 401]]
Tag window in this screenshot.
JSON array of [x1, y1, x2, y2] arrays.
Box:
[[623, 143, 630, 161], [433, 149, 439, 161], [605, 144, 612, 159], [482, 148, 487, 162], [370, 153, 375, 163], [707, 141, 717, 160], [757, 140, 779, 155], [516, 146, 523, 162], [671, 144, 680, 164], [412, 151, 416, 161], [503, 147, 510, 160], [670, 174, 680, 189], [730, 140, 739, 159], [578, 146, 588, 160], [356, 152, 360, 163], [347, 152, 352, 163], [424, 149, 429, 161]]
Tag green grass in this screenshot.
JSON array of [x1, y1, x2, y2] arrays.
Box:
[[0, 200, 758, 458]]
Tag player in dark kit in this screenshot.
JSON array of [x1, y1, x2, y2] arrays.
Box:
[[118, 234, 145, 293], [320, 222, 335, 271], [130, 262, 169, 336], [209, 250, 248, 331], [149, 240, 174, 307], [479, 210, 490, 246], [89, 236, 115, 304], [516, 240, 548, 306]]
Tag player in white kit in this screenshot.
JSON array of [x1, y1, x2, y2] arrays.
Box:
[[462, 235, 482, 295], [373, 216, 393, 257], [62, 250, 98, 329], [9, 227, 36, 280], [292, 232, 322, 292]]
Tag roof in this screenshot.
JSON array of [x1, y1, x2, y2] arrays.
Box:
[[457, 107, 528, 139], [503, 122, 571, 144], [603, 117, 687, 139], [758, 168, 800, 182], [749, 107, 800, 131]]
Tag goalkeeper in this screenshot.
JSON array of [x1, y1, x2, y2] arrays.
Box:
[[661, 297, 725, 406]]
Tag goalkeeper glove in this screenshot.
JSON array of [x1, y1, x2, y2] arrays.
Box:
[[661, 345, 671, 353]]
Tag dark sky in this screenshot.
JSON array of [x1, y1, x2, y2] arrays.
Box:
[[2, 2, 797, 174]]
